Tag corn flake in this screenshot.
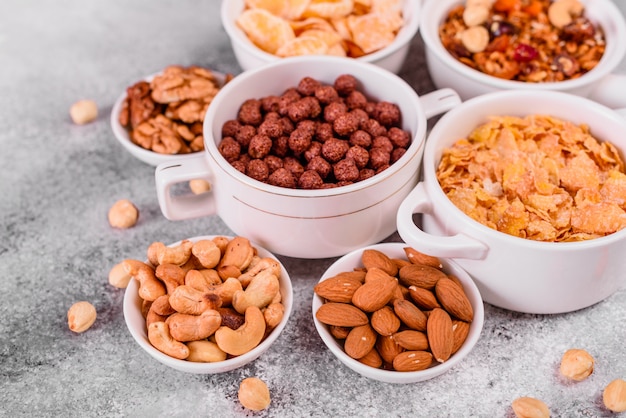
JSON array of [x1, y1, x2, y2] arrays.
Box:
[[437, 115, 626, 242], [236, 8, 296, 54]]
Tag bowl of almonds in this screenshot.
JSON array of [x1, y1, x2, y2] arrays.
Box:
[[312, 243, 484, 384], [122, 235, 293, 373], [221, 0, 421, 74], [111, 65, 232, 166]]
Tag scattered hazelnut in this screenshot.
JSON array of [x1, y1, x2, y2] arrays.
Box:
[[189, 179, 211, 194], [463, 5, 489, 27], [69, 99, 98, 125], [108, 199, 139, 229], [238, 377, 271, 411], [108, 262, 132, 288], [67, 301, 97, 333], [603, 379, 626, 413], [511, 396, 550, 418], [559, 348, 594, 381]]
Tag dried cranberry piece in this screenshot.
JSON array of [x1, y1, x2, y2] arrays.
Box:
[[490, 21, 516, 37], [513, 43, 538, 62]]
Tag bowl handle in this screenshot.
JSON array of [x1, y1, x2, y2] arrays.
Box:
[[419, 88, 462, 119], [396, 182, 489, 260], [154, 154, 217, 220]]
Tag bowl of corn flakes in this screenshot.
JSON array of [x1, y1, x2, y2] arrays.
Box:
[[396, 89, 626, 314], [419, 0, 626, 108], [220, 0, 421, 74]]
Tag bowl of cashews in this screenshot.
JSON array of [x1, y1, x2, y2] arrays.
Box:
[[122, 235, 293, 373]]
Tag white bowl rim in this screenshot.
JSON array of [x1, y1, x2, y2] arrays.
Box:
[[201, 55, 427, 198], [311, 242, 484, 384], [220, 0, 422, 66], [419, 0, 626, 91], [422, 89, 626, 250], [123, 235, 294, 374]]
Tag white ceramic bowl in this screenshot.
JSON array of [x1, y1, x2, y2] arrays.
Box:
[[110, 71, 229, 166], [154, 55, 460, 259], [396, 90, 626, 314], [312, 242, 484, 384], [123, 235, 293, 374], [419, 0, 626, 108], [220, 0, 421, 74]]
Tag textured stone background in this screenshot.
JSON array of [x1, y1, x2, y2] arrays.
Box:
[[1, 1, 625, 417]]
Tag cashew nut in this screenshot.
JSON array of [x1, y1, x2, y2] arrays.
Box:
[[123, 259, 166, 302], [215, 306, 266, 356], [155, 263, 186, 294], [218, 236, 255, 274], [232, 270, 280, 314], [548, 0, 584, 29], [186, 340, 227, 363], [146, 241, 162, 267], [168, 285, 222, 315], [185, 269, 221, 292], [263, 302, 285, 330], [461, 26, 490, 53], [213, 277, 243, 306], [154, 240, 193, 266], [191, 239, 221, 268], [147, 321, 189, 360], [166, 310, 222, 342], [238, 257, 281, 288], [146, 295, 175, 327], [212, 236, 230, 254]]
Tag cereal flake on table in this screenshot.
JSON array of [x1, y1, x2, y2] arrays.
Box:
[[236, 0, 404, 58], [436, 114, 626, 242], [439, 0, 606, 82]]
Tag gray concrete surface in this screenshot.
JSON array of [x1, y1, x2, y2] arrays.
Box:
[[1, 1, 625, 417]]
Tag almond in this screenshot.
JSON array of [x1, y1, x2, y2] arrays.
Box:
[[398, 264, 447, 289], [315, 302, 368, 327], [376, 334, 404, 364], [329, 325, 350, 340], [313, 276, 362, 303], [403, 247, 442, 269], [370, 306, 401, 336], [391, 258, 411, 270], [358, 348, 383, 369], [435, 277, 474, 322], [392, 330, 429, 351], [351, 268, 397, 312], [392, 350, 433, 372], [427, 308, 454, 363], [451, 320, 470, 354], [332, 270, 367, 283], [344, 323, 377, 359], [408, 285, 441, 310], [393, 299, 427, 331], [361, 249, 398, 277]]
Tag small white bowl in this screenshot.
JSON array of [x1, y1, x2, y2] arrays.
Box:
[[220, 0, 421, 74], [419, 0, 626, 108], [123, 235, 293, 374], [110, 71, 229, 166], [312, 242, 484, 384]]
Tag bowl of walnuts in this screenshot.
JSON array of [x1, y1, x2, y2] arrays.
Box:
[[110, 65, 232, 166], [122, 235, 293, 373], [153, 55, 460, 259], [220, 0, 421, 74], [312, 242, 484, 384]]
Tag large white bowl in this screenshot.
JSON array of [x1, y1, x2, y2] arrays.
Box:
[[312, 242, 484, 384], [397, 90, 626, 314], [220, 0, 421, 74], [154, 55, 460, 259], [110, 71, 229, 166], [123, 235, 293, 374], [419, 0, 626, 108]]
